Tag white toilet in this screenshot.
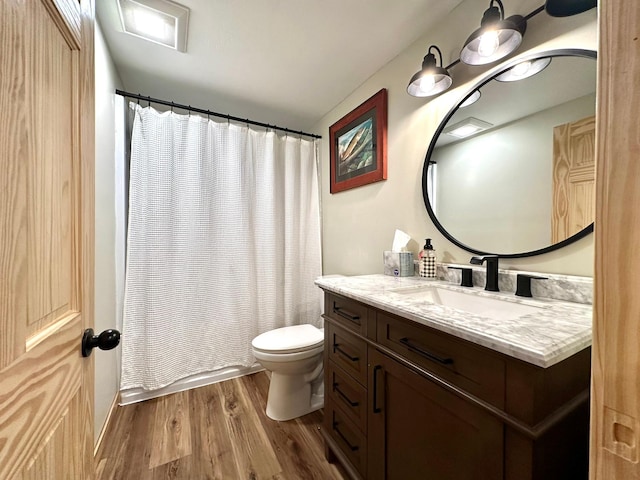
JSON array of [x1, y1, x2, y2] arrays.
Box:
[[251, 324, 324, 421]]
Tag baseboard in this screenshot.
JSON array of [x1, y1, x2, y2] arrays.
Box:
[[119, 364, 265, 406], [94, 391, 120, 458]]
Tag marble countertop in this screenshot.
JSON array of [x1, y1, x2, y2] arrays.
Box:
[[315, 274, 592, 368]]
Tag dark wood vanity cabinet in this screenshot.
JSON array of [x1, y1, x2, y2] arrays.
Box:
[[322, 292, 591, 480], [367, 347, 504, 480]]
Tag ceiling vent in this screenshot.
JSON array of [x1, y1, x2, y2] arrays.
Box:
[[117, 0, 189, 52], [444, 117, 493, 139]]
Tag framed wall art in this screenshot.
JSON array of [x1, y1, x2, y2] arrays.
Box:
[[329, 88, 387, 193]]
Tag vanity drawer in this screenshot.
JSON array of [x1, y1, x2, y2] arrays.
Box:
[[376, 311, 505, 408], [326, 401, 367, 478], [328, 361, 367, 433], [325, 293, 369, 336], [328, 322, 368, 386]]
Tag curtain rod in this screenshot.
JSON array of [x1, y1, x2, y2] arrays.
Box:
[[115, 89, 322, 140]]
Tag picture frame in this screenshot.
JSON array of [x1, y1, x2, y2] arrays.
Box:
[[329, 88, 387, 193]]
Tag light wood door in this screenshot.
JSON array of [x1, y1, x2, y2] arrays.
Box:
[[0, 0, 95, 478], [591, 1, 640, 479], [551, 115, 596, 243]]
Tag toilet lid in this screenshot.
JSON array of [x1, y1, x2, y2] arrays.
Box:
[[252, 324, 323, 354]]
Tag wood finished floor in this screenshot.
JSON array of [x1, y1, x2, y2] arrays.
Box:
[[96, 372, 346, 480]]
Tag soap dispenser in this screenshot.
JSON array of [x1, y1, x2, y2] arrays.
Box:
[[419, 239, 437, 278]]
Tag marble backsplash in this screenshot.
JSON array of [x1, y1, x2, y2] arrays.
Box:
[[429, 262, 593, 305]]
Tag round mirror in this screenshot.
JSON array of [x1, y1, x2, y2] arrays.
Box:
[[422, 49, 596, 258]]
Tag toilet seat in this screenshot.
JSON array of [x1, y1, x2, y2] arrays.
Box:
[[252, 324, 323, 354]]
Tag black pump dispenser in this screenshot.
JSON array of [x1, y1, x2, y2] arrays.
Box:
[[420, 239, 437, 278]]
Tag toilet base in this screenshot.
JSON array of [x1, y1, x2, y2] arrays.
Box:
[[265, 371, 324, 421]]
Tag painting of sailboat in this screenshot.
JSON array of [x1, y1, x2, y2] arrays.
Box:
[[337, 118, 374, 176], [329, 88, 387, 193]]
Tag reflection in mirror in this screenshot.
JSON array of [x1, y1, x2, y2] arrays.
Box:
[[424, 50, 596, 257]]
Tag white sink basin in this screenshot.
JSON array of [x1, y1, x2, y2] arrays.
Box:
[[389, 285, 543, 321]]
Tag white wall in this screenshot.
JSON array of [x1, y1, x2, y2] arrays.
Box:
[[433, 93, 595, 253], [94, 21, 124, 444], [313, 0, 597, 277]]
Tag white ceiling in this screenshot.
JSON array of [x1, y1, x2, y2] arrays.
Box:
[[96, 0, 464, 130]]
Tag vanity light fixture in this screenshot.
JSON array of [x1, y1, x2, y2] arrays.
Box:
[[460, 0, 526, 66], [460, 90, 482, 107], [117, 0, 190, 52], [495, 57, 552, 82], [545, 0, 597, 17], [443, 117, 493, 138], [407, 45, 453, 97]]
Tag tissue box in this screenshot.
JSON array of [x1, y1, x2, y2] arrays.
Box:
[[384, 251, 414, 277]]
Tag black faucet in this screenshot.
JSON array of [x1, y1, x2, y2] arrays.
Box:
[[469, 255, 499, 292]]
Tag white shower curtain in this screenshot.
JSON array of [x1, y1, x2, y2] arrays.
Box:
[[120, 105, 322, 391]]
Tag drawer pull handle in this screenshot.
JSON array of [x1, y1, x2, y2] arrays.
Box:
[[333, 343, 359, 362], [399, 337, 454, 365], [333, 303, 361, 325], [373, 365, 382, 414], [333, 383, 359, 407], [333, 422, 359, 452]]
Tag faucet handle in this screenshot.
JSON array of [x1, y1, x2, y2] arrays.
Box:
[[515, 274, 548, 298], [448, 267, 473, 287]]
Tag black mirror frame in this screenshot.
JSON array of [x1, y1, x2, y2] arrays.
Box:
[[422, 48, 596, 259]]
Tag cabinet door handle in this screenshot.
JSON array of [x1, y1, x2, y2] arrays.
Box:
[[333, 383, 359, 407], [399, 337, 454, 365], [332, 302, 361, 325], [333, 343, 359, 362], [372, 365, 382, 414], [333, 422, 359, 452]]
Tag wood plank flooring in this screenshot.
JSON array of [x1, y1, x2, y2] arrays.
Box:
[[96, 372, 346, 480]]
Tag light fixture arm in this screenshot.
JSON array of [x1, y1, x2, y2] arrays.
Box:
[[427, 45, 444, 67], [481, 0, 505, 27], [491, 0, 505, 18]]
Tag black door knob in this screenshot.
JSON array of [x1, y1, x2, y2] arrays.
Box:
[[81, 328, 121, 357]]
